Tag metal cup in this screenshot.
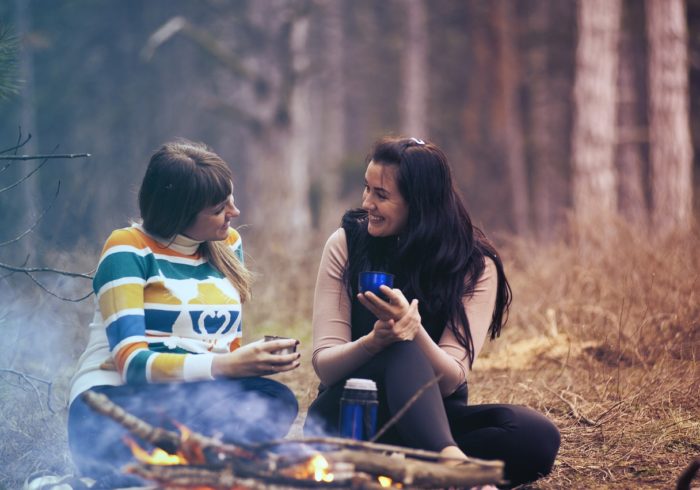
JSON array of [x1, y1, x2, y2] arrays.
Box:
[[358, 271, 394, 299], [263, 335, 297, 355]]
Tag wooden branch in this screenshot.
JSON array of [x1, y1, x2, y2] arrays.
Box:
[[544, 386, 596, 426], [0, 154, 51, 193], [141, 16, 255, 81], [126, 464, 350, 489], [0, 261, 94, 279], [371, 374, 442, 442], [80, 391, 260, 463], [22, 272, 94, 302], [0, 152, 90, 160], [0, 130, 31, 155], [0, 181, 60, 247], [83, 390, 504, 488], [326, 449, 503, 488], [0, 368, 57, 414]]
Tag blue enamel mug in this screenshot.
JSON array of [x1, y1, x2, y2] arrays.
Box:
[[358, 271, 394, 298]]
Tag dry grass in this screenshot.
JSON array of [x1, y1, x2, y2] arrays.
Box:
[[1, 221, 698, 489], [470, 220, 700, 489]]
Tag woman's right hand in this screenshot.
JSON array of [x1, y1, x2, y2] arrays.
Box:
[[211, 338, 300, 378]]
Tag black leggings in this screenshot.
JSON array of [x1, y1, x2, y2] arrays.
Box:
[[304, 342, 560, 487]]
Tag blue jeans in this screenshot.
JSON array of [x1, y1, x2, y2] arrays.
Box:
[[68, 378, 298, 488]]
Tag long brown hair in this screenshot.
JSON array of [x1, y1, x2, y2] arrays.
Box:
[[138, 140, 252, 302], [344, 136, 511, 367]]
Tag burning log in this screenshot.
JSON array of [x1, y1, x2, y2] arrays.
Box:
[[82, 389, 504, 489]]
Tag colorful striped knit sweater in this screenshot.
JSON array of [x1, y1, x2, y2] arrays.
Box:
[[69, 224, 243, 402]]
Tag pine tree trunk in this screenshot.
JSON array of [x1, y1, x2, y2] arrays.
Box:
[[15, 0, 39, 256], [646, 0, 693, 234], [495, 0, 530, 236], [571, 0, 622, 228], [525, 0, 574, 242], [615, 0, 649, 227], [400, 0, 429, 138], [315, 0, 347, 234]]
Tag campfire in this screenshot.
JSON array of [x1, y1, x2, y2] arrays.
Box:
[[83, 391, 503, 489]]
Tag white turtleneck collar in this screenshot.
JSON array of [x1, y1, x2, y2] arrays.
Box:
[[133, 223, 203, 256]]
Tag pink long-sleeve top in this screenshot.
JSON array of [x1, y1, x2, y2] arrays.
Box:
[[311, 228, 498, 397]]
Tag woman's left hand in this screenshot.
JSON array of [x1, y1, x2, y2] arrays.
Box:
[[367, 298, 422, 350], [357, 285, 410, 322]]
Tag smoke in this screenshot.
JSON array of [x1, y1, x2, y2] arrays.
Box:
[[0, 268, 94, 488]]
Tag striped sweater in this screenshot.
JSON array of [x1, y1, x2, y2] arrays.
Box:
[[69, 224, 243, 402]]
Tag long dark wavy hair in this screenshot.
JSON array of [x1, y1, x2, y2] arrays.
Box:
[[343, 136, 512, 367]]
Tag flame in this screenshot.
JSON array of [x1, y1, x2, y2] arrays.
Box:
[[124, 437, 187, 466], [309, 454, 334, 482], [377, 475, 402, 488]]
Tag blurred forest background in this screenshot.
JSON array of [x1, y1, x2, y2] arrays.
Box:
[[0, 0, 699, 489]]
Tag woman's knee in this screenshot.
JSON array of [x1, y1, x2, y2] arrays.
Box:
[[504, 406, 560, 484]]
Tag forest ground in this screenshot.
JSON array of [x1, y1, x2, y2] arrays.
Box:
[[1, 220, 698, 490]]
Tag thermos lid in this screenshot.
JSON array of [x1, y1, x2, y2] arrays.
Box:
[[344, 378, 377, 391]]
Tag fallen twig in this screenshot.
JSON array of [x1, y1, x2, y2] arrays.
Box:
[[0, 368, 57, 413], [371, 374, 443, 442], [543, 385, 596, 426]]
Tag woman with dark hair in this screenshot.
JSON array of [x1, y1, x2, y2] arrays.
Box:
[[304, 137, 560, 487], [68, 140, 300, 488]]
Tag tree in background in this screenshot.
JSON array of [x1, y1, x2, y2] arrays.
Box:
[[522, 0, 575, 242], [494, 0, 529, 236], [400, 0, 429, 138], [571, 0, 622, 229], [646, 0, 694, 235], [615, 0, 649, 227], [143, 1, 314, 254], [0, 0, 697, 253]]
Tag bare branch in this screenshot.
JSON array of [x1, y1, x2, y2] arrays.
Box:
[[370, 374, 442, 442], [0, 181, 60, 247], [140, 16, 187, 61], [0, 152, 90, 160], [24, 271, 94, 302], [0, 131, 31, 155], [0, 260, 94, 279], [0, 368, 57, 414], [0, 144, 58, 193], [142, 16, 254, 80], [0, 131, 32, 175]]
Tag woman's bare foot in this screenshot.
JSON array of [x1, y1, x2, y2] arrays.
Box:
[[439, 445, 469, 466]]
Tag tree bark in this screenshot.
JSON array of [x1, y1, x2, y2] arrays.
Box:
[[524, 0, 574, 242], [646, 0, 693, 234], [571, 0, 622, 229], [314, 0, 347, 234], [494, 0, 530, 236], [615, 0, 649, 227], [400, 0, 429, 138], [13, 0, 39, 259]]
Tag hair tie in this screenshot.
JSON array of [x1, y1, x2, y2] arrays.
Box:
[[409, 137, 425, 145]]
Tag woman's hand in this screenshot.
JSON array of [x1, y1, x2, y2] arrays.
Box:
[[366, 299, 421, 351], [357, 285, 411, 321], [211, 338, 300, 378]]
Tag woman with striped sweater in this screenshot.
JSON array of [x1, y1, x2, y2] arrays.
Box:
[[68, 141, 299, 488]]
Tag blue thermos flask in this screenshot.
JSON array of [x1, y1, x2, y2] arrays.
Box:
[[339, 378, 378, 440]]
